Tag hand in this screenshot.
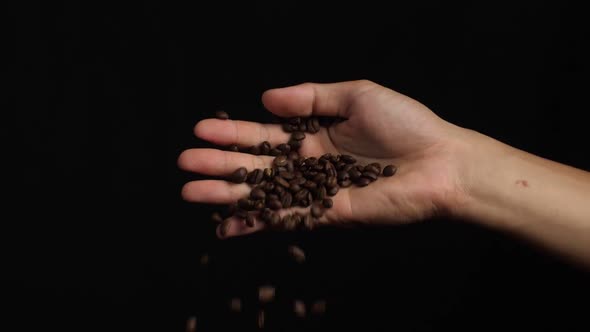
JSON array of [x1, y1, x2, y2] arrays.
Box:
[[178, 80, 469, 238]]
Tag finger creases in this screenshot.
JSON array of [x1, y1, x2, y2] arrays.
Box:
[[178, 149, 273, 176], [182, 180, 250, 204], [194, 119, 290, 147]]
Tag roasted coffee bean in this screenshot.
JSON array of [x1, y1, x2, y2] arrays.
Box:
[[291, 131, 305, 140], [235, 209, 249, 219], [303, 180, 317, 190], [245, 214, 256, 227], [246, 169, 261, 184], [281, 192, 293, 208], [320, 153, 333, 161], [313, 173, 327, 184], [356, 177, 371, 187], [292, 177, 307, 185], [273, 155, 288, 167], [276, 166, 287, 173], [348, 168, 362, 180], [327, 186, 339, 196], [288, 117, 301, 125], [258, 310, 265, 329], [307, 191, 314, 205], [325, 176, 338, 188], [277, 143, 291, 154], [362, 171, 378, 181], [286, 160, 295, 173], [258, 285, 276, 303], [199, 253, 209, 266], [250, 188, 266, 200], [253, 200, 265, 211], [306, 157, 318, 166], [303, 213, 314, 230], [339, 179, 352, 188], [364, 164, 380, 175], [267, 193, 279, 201], [342, 164, 355, 172], [311, 203, 324, 218], [294, 189, 309, 202], [268, 199, 282, 210], [248, 145, 261, 155], [263, 182, 275, 193], [269, 148, 281, 156], [284, 215, 298, 231], [211, 212, 223, 224], [229, 298, 242, 312], [288, 138, 302, 150], [289, 183, 301, 193], [383, 164, 397, 177], [229, 167, 248, 183], [220, 219, 231, 237], [369, 162, 382, 174], [294, 300, 306, 318], [274, 176, 290, 188], [311, 300, 326, 315], [274, 185, 285, 195], [300, 199, 309, 207], [287, 151, 299, 160], [337, 170, 349, 181], [269, 211, 281, 228], [282, 122, 295, 132], [308, 117, 320, 133], [322, 198, 333, 208], [223, 203, 237, 218], [260, 141, 271, 155], [238, 198, 252, 210], [186, 316, 197, 332], [315, 185, 327, 201], [263, 167, 274, 180], [279, 170, 295, 180], [298, 120, 307, 132], [261, 208, 273, 222], [215, 110, 229, 120], [340, 154, 356, 164], [228, 144, 239, 152], [288, 245, 306, 263]]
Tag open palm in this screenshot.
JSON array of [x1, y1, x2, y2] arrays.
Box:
[[179, 80, 464, 238]]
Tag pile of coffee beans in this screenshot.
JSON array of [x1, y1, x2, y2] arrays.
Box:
[[188, 111, 398, 330]]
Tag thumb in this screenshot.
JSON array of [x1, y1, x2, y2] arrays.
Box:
[[261, 80, 375, 118]]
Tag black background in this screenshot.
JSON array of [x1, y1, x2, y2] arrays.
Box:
[[9, 1, 590, 331]]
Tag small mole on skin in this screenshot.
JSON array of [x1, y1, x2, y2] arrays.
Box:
[[515, 179, 529, 188]]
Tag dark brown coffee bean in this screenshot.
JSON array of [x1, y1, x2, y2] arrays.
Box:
[[269, 211, 281, 228], [284, 215, 298, 231], [289, 183, 301, 193], [220, 219, 231, 237], [263, 182, 275, 193], [303, 213, 314, 230], [298, 120, 307, 132], [277, 143, 291, 154], [343, 164, 355, 172], [282, 122, 295, 133], [269, 148, 281, 156], [229, 298, 242, 312], [245, 214, 256, 227], [268, 199, 282, 210], [383, 164, 397, 177], [274, 176, 290, 188], [263, 167, 274, 180], [369, 162, 382, 174], [320, 153, 333, 161], [253, 200, 265, 211], [303, 181, 317, 190], [294, 189, 309, 202], [356, 177, 371, 187], [289, 139, 302, 151], [248, 145, 260, 155], [260, 141, 271, 155], [258, 285, 276, 303], [300, 199, 309, 207], [237, 198, 252, 210], [279, 171, 294, 180], [211, 212, 223, 224], [339, 179, 352, 188], [274, 185, 285, 196], [223, 203, 237, 218], [229, 167, 248, 183], [313, 173, 327, 184], [286, 160, 295, 173], [315, 185, 326, 201], [294, 300, 306, 318], [362, 171, 378, 181], [288, 245, 306, 263], [250, 188, 266, 200], [228, 144, 239, 152], [311, 203, 324, 218], [311, 300, 326, 315], [258, 310, 265, 329], [287, 151, 299, 161], [364, 165, 380, 175], [281, 192, 293, 208], [340, 154, 356, 164], [261, 208, 273, 222], [215, 110, 229, 120], [308, 117, 320, 133], [273, 155, 288, 167], [267, 193, 279, 201], [235, 209, 249, 219], [288, 116, 301, 125], [325, 176, 337, 188], [246, 169, 259, 184], [337, 170, 349, 181], [327, 186, 339, 196], [348, 169, 362, 180], [276, 166, 287, 173], [291, 131, 305, 140], [322, 198, 333, 208], [306, 157, 318, 166]]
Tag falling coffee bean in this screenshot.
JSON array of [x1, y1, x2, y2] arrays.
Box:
[[294, 300, 306, 318], [199, 253, 209, 266], [288, 245, 306, 263], [311, 300, 327, 315], [211, 212, 223, 224], [215, 110, 229, 120], [258, 285, 276, 303], [229, 167, 248, 183], [219, 219, 231, 237], [228, 144, 239, 152], [245, 213, 256, 227], [229, 298, 242, 312], [383, 164, 397, 177], [258, 310, 265, 329]]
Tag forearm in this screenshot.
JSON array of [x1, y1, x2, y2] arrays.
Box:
[[455, 130, 590, 267]]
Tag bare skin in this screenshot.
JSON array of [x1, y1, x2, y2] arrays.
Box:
[[178, 80, 590, 267]]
